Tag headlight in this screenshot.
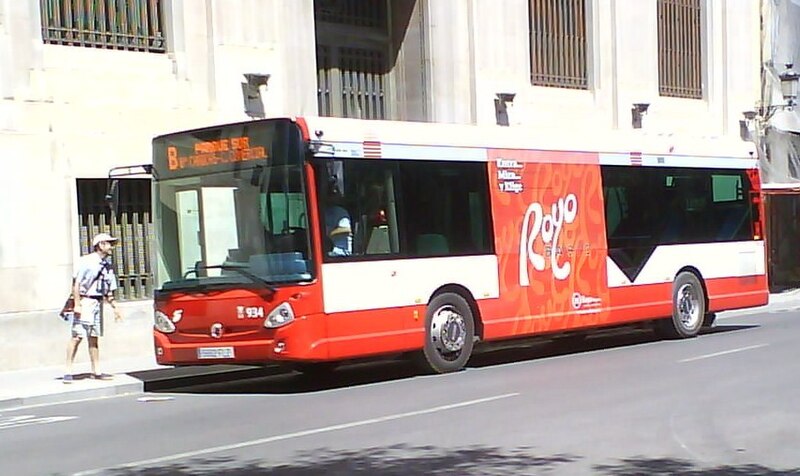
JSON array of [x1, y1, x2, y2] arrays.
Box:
[[264, 302, 295, 328], [154, 310, 176, 333]]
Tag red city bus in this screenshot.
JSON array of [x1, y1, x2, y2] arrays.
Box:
[[147, 116, 768, 373]]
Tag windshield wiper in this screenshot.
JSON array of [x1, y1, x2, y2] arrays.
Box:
[[197, 264, 277, 293]]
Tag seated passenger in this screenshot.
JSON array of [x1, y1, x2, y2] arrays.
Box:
[[324, 180, 352, 256], [325, 206, 351, 256]]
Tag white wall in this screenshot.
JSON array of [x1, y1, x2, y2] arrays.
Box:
[[460, 0, 761, 134], [0, 0, 761, 314], [0, 0, 317, 313]]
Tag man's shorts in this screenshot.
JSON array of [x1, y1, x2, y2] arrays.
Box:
[[71, 297, 102, 338], [71, 321, 100, 339]]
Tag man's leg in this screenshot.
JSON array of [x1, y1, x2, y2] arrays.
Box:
[[88, 335, 100, 376], [64, 336, 81, 382], [85, 298, 107, 378], [87, 334, 113, 379]]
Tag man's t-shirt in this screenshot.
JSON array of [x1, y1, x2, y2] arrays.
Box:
[[73, 253, 118, 297], [73, 253, 118, 327]]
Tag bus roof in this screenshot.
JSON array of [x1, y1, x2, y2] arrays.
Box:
[[298, 116, 757, 162], [153, 116, 757, 164]]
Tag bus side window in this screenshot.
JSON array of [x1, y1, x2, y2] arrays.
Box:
[[343, 164, 397, 257], [712, 173, 750, 241], [315, 160, 399, 259], [604, 186, 626, 238]]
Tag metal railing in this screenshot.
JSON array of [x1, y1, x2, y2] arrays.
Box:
[[79, 211, 153, 301], [657, 0, 702, 99], [529, 0, 588, 90], [315, 0, 389, 120], [40, 0, 165, 53], [317, 44, 388, 120]]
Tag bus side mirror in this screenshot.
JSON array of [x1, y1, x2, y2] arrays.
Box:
[[105, 179, 120, 217]]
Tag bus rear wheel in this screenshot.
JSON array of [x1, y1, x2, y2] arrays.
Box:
[[417, 292, 475, 374], [657, 271, 705, 339]]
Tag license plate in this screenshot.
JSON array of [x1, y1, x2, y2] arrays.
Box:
[[197, 347, 235, 359]]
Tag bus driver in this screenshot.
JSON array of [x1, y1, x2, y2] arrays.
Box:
[[324, 177, 352, 256]]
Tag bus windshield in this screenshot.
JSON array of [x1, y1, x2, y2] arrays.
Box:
[[154, 164, 312, 291], [152, 120, 311, 292]]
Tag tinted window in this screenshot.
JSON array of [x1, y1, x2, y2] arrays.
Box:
[[314, 159, 493, 260], [602, 166, 753, 281], [398, 161, 493, 257], [315, 160, 401, 259]]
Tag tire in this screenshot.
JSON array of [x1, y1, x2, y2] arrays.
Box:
[[702, 312, 717, 328], [416, 292, 475, 374], [657, 271, 706, 339]]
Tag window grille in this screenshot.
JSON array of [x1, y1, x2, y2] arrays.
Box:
[[77, 178, 153, 300], [658, 0, 702, 99], [315, 0, 389, 120], [314, 0, 386, 29], [317, 45, 387, 120], [40, 0, 165, 53], [529, 0, 588, 89]]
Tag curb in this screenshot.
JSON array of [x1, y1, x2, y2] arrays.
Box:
[[0, 378, 143, 410], [718, 302, 800, 319], [0, 365, 286, 410], [133, 364, 286, 392]]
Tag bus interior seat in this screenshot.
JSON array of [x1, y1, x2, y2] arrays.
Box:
[[416, 233, 449, 255], [225, 248, 247, 264], [268, 229, 308, 257], [366, 225, 390, 254]]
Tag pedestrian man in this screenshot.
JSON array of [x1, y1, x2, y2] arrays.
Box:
[[64, 232, 123, 383]]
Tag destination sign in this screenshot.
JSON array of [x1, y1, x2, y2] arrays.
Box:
[[153, 119, 302, 179], [166, 136, 267, 171]]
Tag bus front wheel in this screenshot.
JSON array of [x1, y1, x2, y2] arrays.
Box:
[[657, 271, 705, 339], [417, 292, 475, 374]]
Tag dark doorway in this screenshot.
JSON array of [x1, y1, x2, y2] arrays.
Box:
[[765, 190, 800, 292]]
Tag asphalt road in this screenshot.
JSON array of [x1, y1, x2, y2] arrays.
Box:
[[1, 309, 799, 475]]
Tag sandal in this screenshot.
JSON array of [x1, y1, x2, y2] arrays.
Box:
[[63, 374, 74, 384], [91, 373, 114, 380]]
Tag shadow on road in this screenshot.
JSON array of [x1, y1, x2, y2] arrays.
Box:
[[144, 324, 760, 396], [97, 445, 796, 475], [593, 456, 799, 475], [469, 323, 758, 369], [700, 324, 760, 336]]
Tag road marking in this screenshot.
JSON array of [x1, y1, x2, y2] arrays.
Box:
[[2, 393, 132, 412], [678, 344, 768, 363], [73, 392, 519, 475], [668, 413, 704, 461], [136, 396, 175, 403], [0, 414, 78, 430]]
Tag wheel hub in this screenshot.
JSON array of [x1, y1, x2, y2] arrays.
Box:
[[677, 283, 700, 328], [430, 306, 466, 353]]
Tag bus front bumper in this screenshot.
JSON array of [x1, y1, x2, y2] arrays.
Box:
[[154, 332, 293, 365]]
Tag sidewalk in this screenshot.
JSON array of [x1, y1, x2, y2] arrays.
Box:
[[0, 355, 164, 410], [2, 290, 798, 410], [718, 287, 800, 317], [0, 355, 284, 410]]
